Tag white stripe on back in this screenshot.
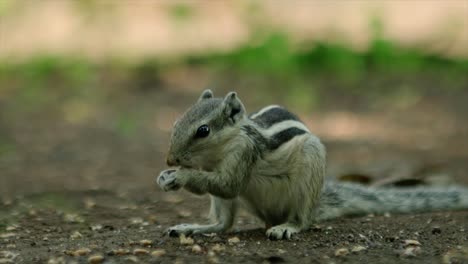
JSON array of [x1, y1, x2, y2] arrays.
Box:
[[260, 120, 310, 137], [250, 105, 282, 119]]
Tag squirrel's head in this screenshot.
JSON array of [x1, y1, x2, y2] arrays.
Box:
[[166, 89, 246, 170]]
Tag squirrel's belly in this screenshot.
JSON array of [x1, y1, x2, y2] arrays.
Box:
[[240, 134, 323, 225]]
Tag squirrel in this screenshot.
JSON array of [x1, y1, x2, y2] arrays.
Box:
[[157, 89, 468, 240]]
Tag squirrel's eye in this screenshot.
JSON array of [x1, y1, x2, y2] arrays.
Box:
[[195, 125, 210, 138]]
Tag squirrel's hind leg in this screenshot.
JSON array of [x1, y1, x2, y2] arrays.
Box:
[[167, 196, 237, 236]]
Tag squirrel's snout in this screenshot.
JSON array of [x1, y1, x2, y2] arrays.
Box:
[[166, 155, 180, 167]]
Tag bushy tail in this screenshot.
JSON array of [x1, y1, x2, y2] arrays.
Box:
[[315, 181, 468, 221]]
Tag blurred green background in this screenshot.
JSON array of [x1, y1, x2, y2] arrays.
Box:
[[1, 0, 468, 199]]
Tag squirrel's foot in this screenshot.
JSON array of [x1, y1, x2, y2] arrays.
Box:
[[167, 224, 199, 237], [266, 223, 299, 240], [157, 169, 182, 191]]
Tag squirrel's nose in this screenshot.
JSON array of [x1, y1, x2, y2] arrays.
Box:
[[166, 155, 180, 166]]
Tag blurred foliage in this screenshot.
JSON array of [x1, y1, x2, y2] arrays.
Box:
[[1, 32, 467, 118], [168, 3, 194, 22]]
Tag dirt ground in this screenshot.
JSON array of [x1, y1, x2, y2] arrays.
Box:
[[1, 72, 468, 263]]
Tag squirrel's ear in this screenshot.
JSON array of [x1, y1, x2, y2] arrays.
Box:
[[198, 89, 214, 102], [223, 92, 245, 123]]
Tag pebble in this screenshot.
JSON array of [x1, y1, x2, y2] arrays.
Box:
[[130, 217, 144, 225], [140, 239, 152, 246], [351, 245, 367, 253], [208, 256, 220, 263], [399, 246, 422, 258], [442, 246, 468, 264], [73, 248, 91, 256], [5, 226, 17, 232], [0, 233, 16, 239], [87, 255, 104, 264], [148, 215, 158, 223], [211, 244, 225, 253], [163, 194, 184, 204], [70, 231, 83, 240], [90, 225, 103, 231], [125, 256, 139, 263], [228, 236, 240, 244], [179, 234, 194, 245], [151, 249, 166, 257], [64, 213, 84, 223], [84, 198, 96, 209], [334, 248, 349, 257], [177, 210, 192, 218], [192, 244, 202, 253], [46, 257, 66, 264], [403, 239, 421, 247], [133, 248, 149, 255], [277, 249, 287, 254]]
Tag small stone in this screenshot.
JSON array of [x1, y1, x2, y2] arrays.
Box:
[[211, 244, 225, 253], [277, 249, 287, 254], [334, 248, 349, 257], [432, 226, 442, 234], [133, 248, 149, 255], [130, 218, 143, 225], [64, 214, 84, 223], [442, 246, 468, 264], [125, 256, 139, 263], [0, 233, 16, 239], [70, 231, 83, 240], [84, 198, 96, 209], [5, 226, 17, 232], [208, 256, 220, 264], [228, 236, 240, 244], [140, 239, 152, 246], [151, 249, 166, 257], [5, 245, 15, 249], [46, 257, 66, 264], [73, 248, 91, 256], [90, 225, 103, 231], [177, 210, 192, 218], [87, 254, 104, 264], [191, 244, 202, 253], [399, 246, 421, 258], [148, 215, 158, 223], [163, 194, 184, 204], [351, 245, 367, 253], [179, 234, 194, 245], [403, 239, 421, 247]]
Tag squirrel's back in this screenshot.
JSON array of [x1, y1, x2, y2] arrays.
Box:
[[243, 105, 314, 153]]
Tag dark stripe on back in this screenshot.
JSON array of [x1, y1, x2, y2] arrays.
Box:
[[250, 107, 300, 128], [241, 125, 308, 153], [269, 127, 307, 150]]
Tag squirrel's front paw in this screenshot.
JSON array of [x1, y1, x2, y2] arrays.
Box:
[[157, 169, 182, 191]]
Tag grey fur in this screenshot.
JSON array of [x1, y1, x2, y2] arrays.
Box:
[[157, 90, 468, 240], [316, 182, 468, 221]]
